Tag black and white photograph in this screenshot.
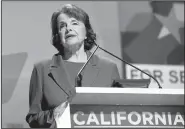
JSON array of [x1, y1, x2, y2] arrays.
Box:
[[1, 1, 184, 128]]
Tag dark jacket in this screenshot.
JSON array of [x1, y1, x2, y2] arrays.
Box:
[[26, 53, 120, 128]]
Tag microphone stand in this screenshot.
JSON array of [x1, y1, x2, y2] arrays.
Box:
[[96, 44, 162, 89], [75, 44, 100, 87]]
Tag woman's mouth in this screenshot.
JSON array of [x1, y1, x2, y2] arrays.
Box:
[[65, 34, 76, 39]]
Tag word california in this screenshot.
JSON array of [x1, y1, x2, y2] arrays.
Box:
[[72, 111, 184, 127]]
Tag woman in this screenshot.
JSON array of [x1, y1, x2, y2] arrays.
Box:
[[26, 4, 120, 128]]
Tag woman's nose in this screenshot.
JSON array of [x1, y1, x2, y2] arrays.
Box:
[[66, 25, 72, 32]]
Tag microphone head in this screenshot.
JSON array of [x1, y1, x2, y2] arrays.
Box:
[[75, 73, 82, 87]]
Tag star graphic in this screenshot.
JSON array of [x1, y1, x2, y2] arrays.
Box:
[[158, 26, 171, 39], [155, 7, 184, 44]]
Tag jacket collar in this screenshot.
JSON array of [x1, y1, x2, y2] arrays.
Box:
[[48, 53, 75, 98], [48, 51, 100, 95], [50, 51, 99, 68]]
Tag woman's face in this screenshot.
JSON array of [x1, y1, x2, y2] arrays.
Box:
[[57, 13, 86, 49]]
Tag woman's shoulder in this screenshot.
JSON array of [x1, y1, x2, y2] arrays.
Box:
[[34, 58, 52, 68]]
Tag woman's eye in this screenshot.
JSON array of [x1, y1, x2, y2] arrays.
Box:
[[60, 25, 64, 29], [60, 24, 66, 29], [72, 22, 78, 25]]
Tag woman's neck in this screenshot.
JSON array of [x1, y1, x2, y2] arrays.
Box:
[[62, 44, 87, 63]]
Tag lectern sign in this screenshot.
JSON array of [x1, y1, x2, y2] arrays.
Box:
[[70, 105, 184, 128]]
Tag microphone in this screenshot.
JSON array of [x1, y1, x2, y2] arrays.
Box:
[[75, 44, 100, 87], [93, 43, 162, 89], [72, 29, 100, 87]]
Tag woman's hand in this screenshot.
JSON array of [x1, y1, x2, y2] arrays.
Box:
[[53, 101, 68, 118]]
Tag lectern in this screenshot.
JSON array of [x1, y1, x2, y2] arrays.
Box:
[[58, 87, 184, 128]]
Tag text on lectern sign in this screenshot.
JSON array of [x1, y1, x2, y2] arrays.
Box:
[[70, 105, 184, 128], [125, 64, 184, 89]]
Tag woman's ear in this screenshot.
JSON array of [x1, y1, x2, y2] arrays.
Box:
[[84, 36, 88, 44]]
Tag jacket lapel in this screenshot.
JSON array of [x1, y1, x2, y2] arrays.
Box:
[[48, 54, 75, 97], [48, 51, 101, 88], [81, 51, 100, 86]]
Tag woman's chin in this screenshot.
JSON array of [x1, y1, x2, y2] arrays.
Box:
[[66, 41, 83, 47], [63, 42, 82, 51]]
